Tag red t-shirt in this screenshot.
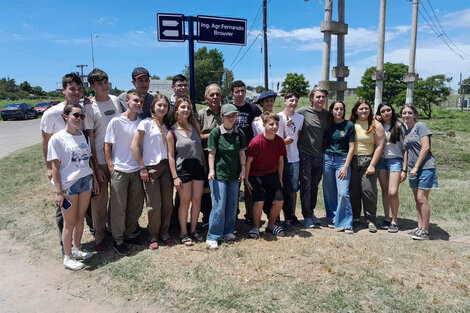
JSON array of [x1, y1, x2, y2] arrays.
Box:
[[246, 134, 287, 176]]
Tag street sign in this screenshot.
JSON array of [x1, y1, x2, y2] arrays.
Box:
[[157, 13, 185, 42], [197, 15, 247, 46]]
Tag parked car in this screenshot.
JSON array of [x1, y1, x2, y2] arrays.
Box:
[[1, 103, 38, 121], [34, 100, 60, 114]]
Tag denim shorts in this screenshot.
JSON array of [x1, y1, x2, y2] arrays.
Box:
[[64, 174, 93, 195], [377, 157, 403, 172], [286, 161, 300, 193], [408, 169, 439, 190]]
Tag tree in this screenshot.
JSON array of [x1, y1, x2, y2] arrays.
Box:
[[19, 81, 32, 93], [280, 73, 309, 97], [151, 75, 160, 80], [221, 69, 234, 98], [357, 62, 408, 105], [395, 75, 451, 118], [255, 86, 264, 94], [459, 77, 470, 95], [165, 75, 173, 81]]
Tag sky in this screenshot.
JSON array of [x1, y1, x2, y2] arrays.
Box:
[[1, 0, 469, 92]]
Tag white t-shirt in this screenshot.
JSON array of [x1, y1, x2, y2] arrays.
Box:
[[137, 118, 168, 166], [47, 129, 93, 190], [84, 95, 123, 165], [382, 123, 404, 159], [40, 102, 66, 134], [104, 114, 141, 173], [252, 116, 264, 138], [278, 112, 304, 163]]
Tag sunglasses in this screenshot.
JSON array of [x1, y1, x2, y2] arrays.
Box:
[[71, 112, 86, 119]]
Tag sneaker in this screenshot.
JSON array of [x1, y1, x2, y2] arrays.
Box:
[[368, 223, 377, 233], [312, 215, 322, 226], [282, 222, 294, 232], [261, 220, 268, 228], [388, 223, 399, 233], [412, 229, 430, 240], [72, 248, 93, 260], [124, 236, 146, 245], [223, 233, 236, 241], [345, 227, 354, 234], [291, 217, 302, 227], [407, 227, 421, 236], [63, 255, 84, 271], [206, 239, 218, 249], [380, 220, 391, 230], [304, 217, 314, 228], [327, 219, 335, 229], [113, 242, 130, 256]]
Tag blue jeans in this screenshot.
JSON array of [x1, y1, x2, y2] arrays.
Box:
[[322, 153, 352, 228], [207, 180, 239, 241]]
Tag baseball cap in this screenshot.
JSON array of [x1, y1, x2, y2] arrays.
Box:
[[220, 104, 239, 116], [132, 67, 150, 80]]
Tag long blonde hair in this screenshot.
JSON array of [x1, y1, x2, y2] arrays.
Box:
[[151, 94, 170, 146]]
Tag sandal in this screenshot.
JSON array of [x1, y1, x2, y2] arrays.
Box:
[[161, 237, 176, 247], [190, 231, 204, 243], [248, 228, 260, 239], [266, 225, 285, 237], [179, 234, 194, 246]]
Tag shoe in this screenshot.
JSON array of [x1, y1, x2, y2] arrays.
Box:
[[64, 255, 84, 271], [161, 237, 176, 247], [124, 236, 146, 245], [291, 217, 302, 227], [190, 231, 204, 243], [412, 229, 430, 240], [94, 242, 107, 252], [149, 241, 159, 250], [72, 248, 93, 260], [113, 242, 130, 256], [368, 223, 377, 233], [312, 215, 322, 226], [206, 239, 218, 249], [180, 234, 194, 246], [261, 220, 268, 228], [304, 217, 314, 228], [407, 227, 420, 236], [388, 223, 399, 233], [223, 233, 236, 241], [327, 219, 335, 229], [282, 222, 294, 232], [245, 217, 253, 226], [380, 220, 391, 230], [345, 227, 354, 234]]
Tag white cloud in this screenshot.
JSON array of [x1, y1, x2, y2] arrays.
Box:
[[93, 17, 116, 26], [442, 8, 470, 29]]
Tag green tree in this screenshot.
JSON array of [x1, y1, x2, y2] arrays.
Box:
[[31, 86, 46, 97], [357, 62, 408, 104], [255, 86, 264, 94], [459, 77, 470, 95], [151, 75, 160, 80], [395, 74, 452, 118], [221, 69, 234, 98], [165, 75, 173, 81], [19, 81, 32, 93], [280, 73, 310, 97]]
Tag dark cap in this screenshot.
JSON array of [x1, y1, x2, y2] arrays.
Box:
[[132, 67, 150, 80], [256, 90, 277, 104], [220, 104, 239, 116]]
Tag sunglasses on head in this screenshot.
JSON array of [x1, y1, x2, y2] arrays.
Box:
[[71, 112, 86, 119]]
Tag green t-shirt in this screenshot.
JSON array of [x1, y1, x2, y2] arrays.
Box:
[[207, 126, 248, 181], [296, 106, 329, 157], [324, 120, 355, 157]]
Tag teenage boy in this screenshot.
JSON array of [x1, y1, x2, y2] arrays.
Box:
[[197, 84, 222, 225], [105, 90, 145, 256], [277, 91, 304, 230], [252, 90, 277, 137], [231, 80, 262, 224], [118, 67, 154, 119], [297, 87, 329, 228], [245, 112, 287, 239], [169, 74, 189, 116], [84, 68, 124, 251], [41, 73, 92, 253]]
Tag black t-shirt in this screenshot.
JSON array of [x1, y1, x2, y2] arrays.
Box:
[[235, 101, 262, 142]]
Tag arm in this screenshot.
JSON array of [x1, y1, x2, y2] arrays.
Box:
[[42, 131, 53, 180], [87, 129, 106, 183], [244, 156, 254, 194], [277, 156, 284, 187], [238, 150, 246, 182], [167, 130, 182, 190], [409, 136, 430, 177], [104, 143, 114, 175], [208, 150, 216, 181], [401, 151, 408, 182], [51, 159, 65, 207], [339, 141, 355, 180], [131, 130, 149, 182], [367, 122, 385, 175]]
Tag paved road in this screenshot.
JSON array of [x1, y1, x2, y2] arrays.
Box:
[[0, 118, 42, 159]]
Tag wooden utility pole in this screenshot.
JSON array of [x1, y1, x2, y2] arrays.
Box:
[[263, 0, 269, 91]]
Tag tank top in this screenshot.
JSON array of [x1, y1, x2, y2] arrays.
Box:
[[354, 120, 375, 156], [172, 126, 204, 170]]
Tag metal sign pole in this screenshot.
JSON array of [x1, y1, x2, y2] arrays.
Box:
[[186, 16, 197, 112]]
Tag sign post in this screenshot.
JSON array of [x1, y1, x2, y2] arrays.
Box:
[[157, 13, 246, 110]]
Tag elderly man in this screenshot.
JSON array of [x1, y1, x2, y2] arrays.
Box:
[[197, 84, 223, 225]]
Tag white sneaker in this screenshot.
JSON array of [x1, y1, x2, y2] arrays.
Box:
[[205, 239, 218, 249], [223, 233, 236, 241], [72, 248, 93, 260], [63, 255, 84, 271]]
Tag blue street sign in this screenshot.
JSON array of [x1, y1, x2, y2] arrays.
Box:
[[197, 15, 247, 46], [157, 13, 185, 42]]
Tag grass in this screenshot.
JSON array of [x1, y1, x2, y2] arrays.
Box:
[[1, 109, 470, 312]]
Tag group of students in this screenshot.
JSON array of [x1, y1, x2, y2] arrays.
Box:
[[41, 67, 437, 271]]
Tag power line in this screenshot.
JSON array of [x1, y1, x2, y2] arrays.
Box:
[[231, 32, 263, 71]]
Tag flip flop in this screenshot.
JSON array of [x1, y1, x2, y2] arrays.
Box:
[[266, 225, 285, 237], [248, 228, 260, 239]]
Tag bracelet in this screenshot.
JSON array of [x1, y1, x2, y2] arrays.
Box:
[[402, 170, 407, 173], [173, 176, 179, 180]]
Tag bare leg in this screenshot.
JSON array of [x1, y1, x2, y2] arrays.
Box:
[[178, 182, 193, 235], [72, 190, 92, 248], [415, 189, 431, 231], [378, 170, 390, 220], [268, 200, 284, 229], [62, 194, 79, 256], [252, 201, 264, 229], [388, 172, 401, 225], [190, 180, 204, 233]]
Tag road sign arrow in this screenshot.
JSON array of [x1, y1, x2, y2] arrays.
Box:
[[162, 20, 179, 27], [163, 30, 180, 37]]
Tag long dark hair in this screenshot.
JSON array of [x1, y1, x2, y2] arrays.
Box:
[[328, 101, 346, 128], [172, 96, 201, 136], [377, 103, 402, 143], [349, 99, 375, 134]]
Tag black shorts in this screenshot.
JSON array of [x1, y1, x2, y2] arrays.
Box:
[[249, 173, 283, 203], [177, 158, 205, 183]]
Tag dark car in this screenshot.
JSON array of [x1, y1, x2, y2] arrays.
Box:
[[1, 103, 38, 121], [34, 100, 60, 114]]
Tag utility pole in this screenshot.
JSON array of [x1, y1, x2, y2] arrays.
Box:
[[373, 0, 386, 114], [404, 0, 420, 104], [334, 0, 348, 102], [76, 64, 88, 83], [319, 0, 332, 91], [263, 0, 269, 91]]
